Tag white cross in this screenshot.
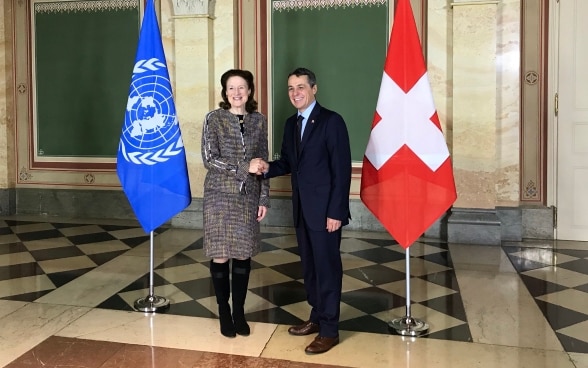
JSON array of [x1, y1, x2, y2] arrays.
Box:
[[365, 72, 449, 171]]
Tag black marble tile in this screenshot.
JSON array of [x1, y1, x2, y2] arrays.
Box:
[[505, 254, 550, 273], [534, 300, 588, 330], [420, 240, 449, 250], [339, 315, 391, 334], [421, 250, 452, 268], [554, 249, 588, 259], [348, 247, 405, 264], [426, 323, 472, 342], [574, 283, 588, 293], [183, 237, 203, 251], [17, 229, 63, 241], [121, 236, 150, 248], [0, 262, 45, 281], [421, 293, 468, 322], [555, 332, 588, 354], [51, 222, 88, 229], [98, 224, 141, 231], [246, 306, 303, 326], [283, 246, 300, 256], [419, 270, 460, 291], [270, 262, 304, 280], [341, 287, 406, 314], [98, 294, 135, 311], [0, 242, 27, 255], [357, 238, 399, 248], [67, 232, 117, 245], [155, 252, 197, 269], [3, 220, 39, 226], [519, 274, 568, 297], [557, 258, 588, 274], [119, 273, 170, 292], [174, 278, 214, 300], [344, 264, 406, 286], [29, 246, 85, 262], [0, 227, 14, 235], [47, 268, 94, 287], [1, 289, 53, 302], [166, 300, 216, 318], [88, 250, 128, 266], [260, 241, 280, 252], [250, 281, 307, 306]]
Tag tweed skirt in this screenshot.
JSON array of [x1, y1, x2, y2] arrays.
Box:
[[203, 190, 261, 259]]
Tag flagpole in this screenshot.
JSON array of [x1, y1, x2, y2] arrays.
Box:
[[134, 230, 170, 312], [389, 246, 429, 336]]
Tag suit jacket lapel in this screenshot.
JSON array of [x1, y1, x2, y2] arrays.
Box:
[[299, 103, 320, 152]]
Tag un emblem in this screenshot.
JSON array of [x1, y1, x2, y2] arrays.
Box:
[[119, 58, 184, 165]]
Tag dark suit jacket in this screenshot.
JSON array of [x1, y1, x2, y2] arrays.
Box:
[[267, 103, 352, 231]]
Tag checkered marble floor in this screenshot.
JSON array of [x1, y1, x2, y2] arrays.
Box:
[[1, 217, 588, 355]]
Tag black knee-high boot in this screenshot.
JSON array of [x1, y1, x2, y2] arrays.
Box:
[[210, 260, 236, 338], [231, 258, 251, 336]]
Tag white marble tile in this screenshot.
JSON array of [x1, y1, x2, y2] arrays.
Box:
[[341, 253, 376, 271], [341, 273, 371, 292], [248, 267, 293, 288], [109, 227, 155, 240], [260, 234, 298, 249], [76, 240, 131, 255], [0, 251, 35, 267], [394, 241, 448, 257], [182, 248, 209, 263], [34, 255, 154, 307], [261, 326, 575, 368], [0, 300, 27, 319], [0, 303, 91, 368], [252, 249, 300, 267], [280, 301, 311, 322], [9, 222, 55, 234], [0, 275, 55, 298], [455, 269, 563, 351], [23, 237, 74, 251], [382, 258, 451, 276], [155, 262, 210, 283], [56, 308, 278, 357], [536, 289, 588, 315], [38, 255, 97, 274], [558, 320, 588, 343], [570, 352, 588, 368], [0, 233, 20, 245], [523, 267, 588, 288], [339, 238, 380, 253], [450, 244, 517, 273], [510, 248, 577, 265], [57, 225, 105, 237], [378, 277, 456, 303]]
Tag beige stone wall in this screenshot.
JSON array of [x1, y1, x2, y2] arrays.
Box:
[[428, 0, 521, 209]]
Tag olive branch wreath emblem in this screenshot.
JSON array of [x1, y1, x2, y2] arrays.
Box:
[[119, 58, 184, 166]]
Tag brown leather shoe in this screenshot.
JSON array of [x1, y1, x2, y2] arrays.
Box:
[[288, 320, 319, 336], [305, 335, 339, 354]]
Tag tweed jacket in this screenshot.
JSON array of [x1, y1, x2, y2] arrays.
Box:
[[201, 108, 270, 207]]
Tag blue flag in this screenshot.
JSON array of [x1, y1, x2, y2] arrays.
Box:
[[117, 0, 191, 233]]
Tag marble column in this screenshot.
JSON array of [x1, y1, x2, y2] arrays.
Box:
[[449, 0, 500, 244], [0, 1, 16, 214], [170, 0, 216, 199]]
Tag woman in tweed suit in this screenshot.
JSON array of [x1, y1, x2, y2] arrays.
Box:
[[201, 69, 270, 338]]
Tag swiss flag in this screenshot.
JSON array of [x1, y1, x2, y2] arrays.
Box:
[[360, 0, 457, 249]]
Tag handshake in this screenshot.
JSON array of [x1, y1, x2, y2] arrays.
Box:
[[248, 158, 269, 175]]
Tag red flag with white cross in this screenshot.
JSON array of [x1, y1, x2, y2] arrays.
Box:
[[360, 0, 457, 249]]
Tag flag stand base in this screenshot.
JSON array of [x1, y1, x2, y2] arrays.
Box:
[[134, 295, 170, 313], [389, 316, 429, 337]]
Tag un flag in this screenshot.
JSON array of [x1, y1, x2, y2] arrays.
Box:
[[117, 0, 191, 233]]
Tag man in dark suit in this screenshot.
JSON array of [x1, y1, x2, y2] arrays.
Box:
[[256, 67, 352, 354]]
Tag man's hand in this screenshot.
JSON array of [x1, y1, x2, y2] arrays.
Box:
[[326, 218, 341, 232]]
